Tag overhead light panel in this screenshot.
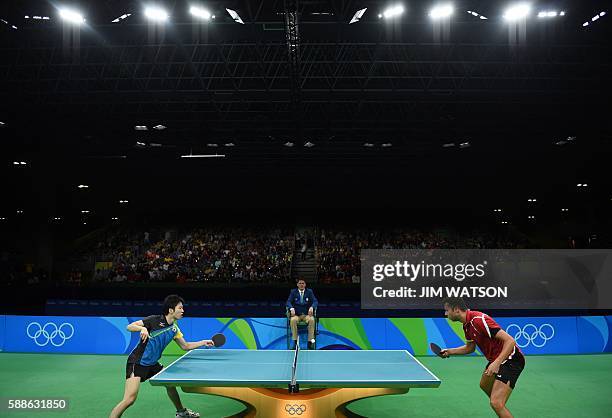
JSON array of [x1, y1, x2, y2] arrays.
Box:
[[152, 124, 166, 130], [583, 11, 606, 27], [226, 8, 244, 24], [429, 4, 454, 19], [111, 13, 131, 23], [304, 141, 315, 148], [350, 8, 367, 24], [467, 10, 488, 20], [144, 6, 169, 22], [59, 8, 85, 24], [77, 184, 89, 189], [1, 18, 18, 29], [134, 125, 148, 131], [181, 154, 226, 158]]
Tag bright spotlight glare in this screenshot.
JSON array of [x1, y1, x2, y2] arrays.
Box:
[[382, 5, 404, 19], [429, 4, 454, 19], [503, 3, 531, 21], [190, 6, 211, 20], [59, 8, 85, 24], [144, 6, 169, 22]]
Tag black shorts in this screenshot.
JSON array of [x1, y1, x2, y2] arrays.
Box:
[[126, 362, 163, 382], [485, 353, 525, 389]]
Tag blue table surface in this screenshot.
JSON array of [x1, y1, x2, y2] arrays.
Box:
[[150, 349, 441, 388]]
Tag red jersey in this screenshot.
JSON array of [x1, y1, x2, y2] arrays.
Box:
[[462, 310, 521, 363]]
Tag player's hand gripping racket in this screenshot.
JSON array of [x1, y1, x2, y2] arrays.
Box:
[[430, 342, 449, 358]]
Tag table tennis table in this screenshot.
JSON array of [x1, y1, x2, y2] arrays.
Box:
[[150, 349, 441, 418]]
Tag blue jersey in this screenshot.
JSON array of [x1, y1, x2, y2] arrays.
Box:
[[127, 315, 183, 366]]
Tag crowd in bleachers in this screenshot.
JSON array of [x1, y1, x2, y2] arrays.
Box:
[[85, 227, 294, 284], [315, 228, 530, 284]]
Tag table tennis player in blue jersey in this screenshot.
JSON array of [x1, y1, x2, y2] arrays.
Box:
[[109, 295, 214, 418]]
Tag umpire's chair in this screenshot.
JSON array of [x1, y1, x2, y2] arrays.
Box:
[[286, 307, 319, 349]]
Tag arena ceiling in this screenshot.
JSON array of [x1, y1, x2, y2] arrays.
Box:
[[0, 0, 610, 217]]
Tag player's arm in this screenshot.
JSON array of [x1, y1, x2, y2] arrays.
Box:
[[126, 320, 150, 342], [484, 330, 516, 376], [442, 340, 476, 357], [174, 336, 214, 351]]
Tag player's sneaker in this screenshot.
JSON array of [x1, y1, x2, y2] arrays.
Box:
[[176, 408, 200, 418]]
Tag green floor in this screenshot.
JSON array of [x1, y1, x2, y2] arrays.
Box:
[[0, 353, 610, 417]]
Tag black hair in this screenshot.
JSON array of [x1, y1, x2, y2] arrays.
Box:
[[443, 297, 468, 311], [163, 294, 185, 314], [296, 278, 306, 283]]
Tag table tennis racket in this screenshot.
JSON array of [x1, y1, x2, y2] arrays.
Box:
[[430, 342, 446, 358], [211, 333, 226, 348]]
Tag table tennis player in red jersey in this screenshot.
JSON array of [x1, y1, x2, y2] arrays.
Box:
[[440, 297, 525, 418]]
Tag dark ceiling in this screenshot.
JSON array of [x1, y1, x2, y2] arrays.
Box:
[[0, 1, 610, 220]]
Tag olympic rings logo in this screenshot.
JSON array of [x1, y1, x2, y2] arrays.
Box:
[[506, 323, 555, 348], [26, 322, 75, 347], [285, 404, 306, 415]]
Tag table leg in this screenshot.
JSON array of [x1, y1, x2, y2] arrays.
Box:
[[181, 387, 409, 418]]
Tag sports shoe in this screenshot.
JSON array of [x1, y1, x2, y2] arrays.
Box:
[[176, 408, 200, 418]]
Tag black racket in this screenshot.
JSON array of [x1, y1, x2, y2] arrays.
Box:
[[211, 333, 226, 348], [430, 342, 446, 358]]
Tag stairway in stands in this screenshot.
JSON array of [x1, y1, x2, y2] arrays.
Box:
[[291, 226, 317, 283]]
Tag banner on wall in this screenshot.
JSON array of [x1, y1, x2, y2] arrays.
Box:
[[1, 315, 610, 356], [0, 315, 5, 352]]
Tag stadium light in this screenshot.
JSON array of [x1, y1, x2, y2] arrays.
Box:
[[59, 8, 85, 24], [379, 5, 404, 19], [144, 6, 169, 22], [537, 10, 564, 18], [429, 4, 454, 20], [503, 3, 531, 21], [190, 6, 213, 20]]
